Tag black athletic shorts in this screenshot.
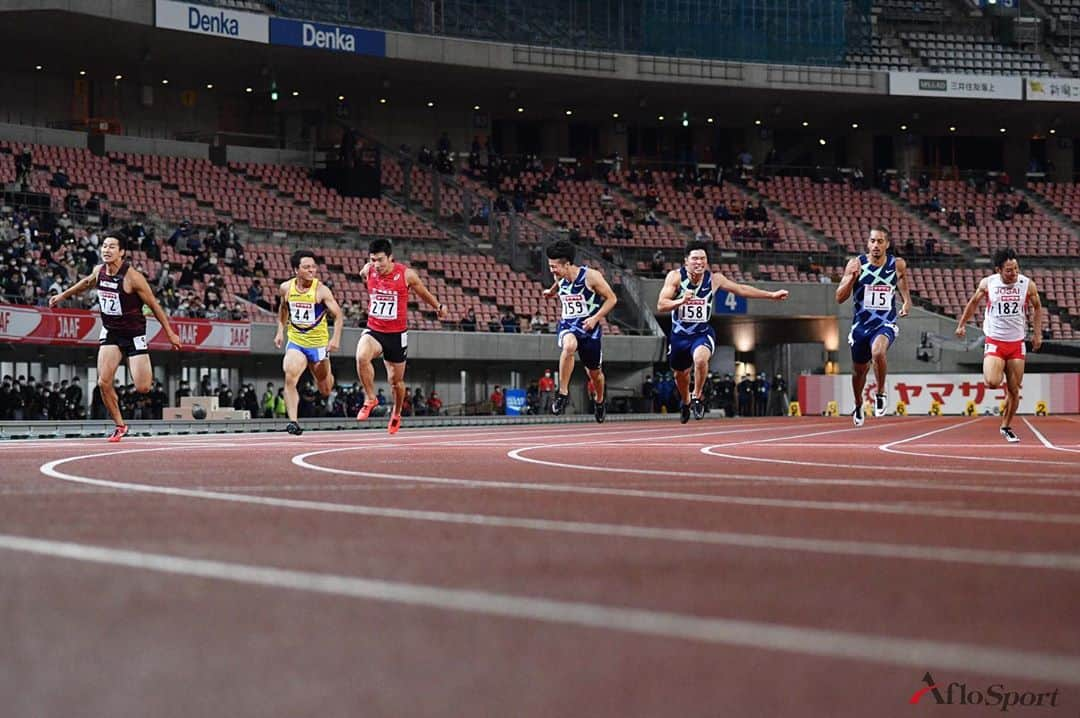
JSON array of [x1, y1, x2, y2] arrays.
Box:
[[363, 328, 408, 363], [100, 328, 149, 357]]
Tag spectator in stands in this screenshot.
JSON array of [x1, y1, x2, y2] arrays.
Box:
[[924, 234, 937, 257], [737, 149, 752, 167], [995, 200, 1014, 222], [651, 250, 665, 274], [253, 255, 267, 278], [851, 167, 865, 190], [642, 209, 659, 226], [948, 208, 963, 228], [713, 202, 731, 221], [461, 308, 477, 331], [1015, 197, 1032, 215], [904, 237, 916, 257], [996, 170, 1011, 194], [926, 195, 942, 214], [490, 385, 504, 415], [51, 168, 70, 189], [14, 149, 31, 186], [262, 383, 276, 418], [965, 207, 977, 227], [737, 374, 753, 417], [530, 311, 548, 333], [500, 309, 519, 333], [426, 390, 443, 416], [694, 227, 712, 245], [412, 387, 426, 416]]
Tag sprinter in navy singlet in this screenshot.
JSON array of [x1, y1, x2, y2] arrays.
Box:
[[49, 235, 182, 442], [835, 226, 912, 426], [543, 239, 617, 423], [657, 240, 789, 423]]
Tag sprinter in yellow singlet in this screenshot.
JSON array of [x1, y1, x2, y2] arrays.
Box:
[[273, 249, 344, 435]]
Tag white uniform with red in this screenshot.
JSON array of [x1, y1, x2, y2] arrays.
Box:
[[982, 273, 1030, 361]]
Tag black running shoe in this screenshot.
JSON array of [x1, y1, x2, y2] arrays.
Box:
[[691, 397, 705, 421], [874, 392, 888, 418], [1000, 426, 1019, 443], [852, 404, 865, 427], [680, 402, 691, 424], [286, 421, 303, 435], [551, 393, 569, 416], [594, 400, 606, 424]]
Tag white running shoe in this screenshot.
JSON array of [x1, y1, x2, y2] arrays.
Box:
[[874, 393, 888, 418], [853, 404, 865, 427], [1000, 426, 1020, 443]]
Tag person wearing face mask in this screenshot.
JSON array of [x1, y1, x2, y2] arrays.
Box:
[[538, 368, 555, 415]]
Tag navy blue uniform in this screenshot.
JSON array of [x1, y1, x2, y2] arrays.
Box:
[[848, 254, 899, 364], [667, 267, 717, 371], [555, 266, 603, 369]]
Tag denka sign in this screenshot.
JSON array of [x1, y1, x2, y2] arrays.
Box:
[[155, 0, 269, 43], [269, 17, 385, 57]]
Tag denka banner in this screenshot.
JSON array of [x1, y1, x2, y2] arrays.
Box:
[[0, 306, 251, 354], [798, 373, 1080, 415], [270, 17, 385, 56], [889, 71, 1023, 100], [1026, 77, 1080, 102], [155, 0, 269, 43]]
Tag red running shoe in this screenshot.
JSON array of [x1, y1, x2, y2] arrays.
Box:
[[107, 425, 129, 443], [387, 414, 401, 435], [356, 400, 378, 421]]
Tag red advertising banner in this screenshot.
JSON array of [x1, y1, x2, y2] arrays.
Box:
[[0, 306, 251, 353]]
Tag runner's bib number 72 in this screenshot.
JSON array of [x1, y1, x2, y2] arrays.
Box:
[[98, 290, 122, 316], [369, 291, 399, 320]]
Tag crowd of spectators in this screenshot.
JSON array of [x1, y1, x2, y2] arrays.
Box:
[[641, 371, 789, 417]]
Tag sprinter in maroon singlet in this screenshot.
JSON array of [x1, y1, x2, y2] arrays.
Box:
[[355, 238, 446, 435], [49, 235, 181, 441]]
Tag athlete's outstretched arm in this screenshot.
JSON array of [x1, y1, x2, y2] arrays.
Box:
[[713, 272, 789, 301], [130, 270, 182, 350], [319, 284, 345, 353], [835, 257, 861, 304], [358, 261, 372, 282], [582, 269, 618, 331], [274, 281, 290, 349], [895, 257, 913, 318], [656, 269, 687, 313], [1027, 279, 1043, 351], [406, 268, 448, 320], [48, 265, 100, 308], [955, 277, 989, 337]]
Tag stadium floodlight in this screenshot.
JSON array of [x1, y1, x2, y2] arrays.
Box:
[[900, 124, 908, 131], [379, 97, 387, 104], [473, 105, 480, 111], [426, 100, 434, 107], [206, 84, 214, 90], [818, 138, 826, 146], [801, 121, 809, 127], [161, 79, 169, 85], [681, 111, 688, 127], [79, 70, 86, 76], [707, 117, 714, 124], [1050, 128, 1057, 135], [999, 127, 1006, 133], [292, 91, 299, 97], [34, 65, 42, 71], [851, 122, 858, 129], [517, 107, 524, 113], [612, 112, 619, 119], [114, 74, 123, 81], [754, 119, 761, 126], [245, 87, 253, 93], [270, 81, 278, 102], [949, 125, 956, 132], [338, 95, 345, 101], [657, 115, 664, 121], [565, 109, 573, 116]]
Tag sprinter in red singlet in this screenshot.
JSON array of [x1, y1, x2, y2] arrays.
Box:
[[48, 235, 182, 441], [355, 238, 447, 434]]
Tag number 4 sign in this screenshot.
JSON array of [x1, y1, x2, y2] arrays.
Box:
[[713, 291, 746, 315]]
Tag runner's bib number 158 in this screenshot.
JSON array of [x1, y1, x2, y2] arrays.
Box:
[[678, 298, 708, 323]]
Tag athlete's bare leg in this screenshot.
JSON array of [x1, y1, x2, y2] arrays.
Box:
[[282, 349, 309, 422], [983, 354, 1007, 388], [851, 361, 870, 408], [97, 345, 125, 427], [1002, 358, 1025, 429], [355, 334, 383, 405], [385, 360, 407, 417], [128, 354, 153, 395], [586, 367, 605, 403], [870, 334, 890, 393], [311, 358, 335, 397], [558, 333, 579, 394], [674, 368, 691, 405], [692, 345, 712, 400]]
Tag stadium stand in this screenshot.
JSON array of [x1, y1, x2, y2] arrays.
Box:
[[898, 31, 1054, 76], [844, 35, 919, 71], [901, 180, 1080, 257]]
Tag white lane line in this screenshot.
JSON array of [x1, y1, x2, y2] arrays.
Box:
[[294, 448, 1080, 525], [1023, 418, 1080, 455], [39, 448, 1080, 567], [879, 419, 1080, 466], [2, 533, 1080, 686]]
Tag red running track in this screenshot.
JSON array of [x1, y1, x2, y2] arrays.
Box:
[[1, 415, 1079, 717]]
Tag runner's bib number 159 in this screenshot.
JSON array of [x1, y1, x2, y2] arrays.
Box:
[[561, 293, 588, 319]]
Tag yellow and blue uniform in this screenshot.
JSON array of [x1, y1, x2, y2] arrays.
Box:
[[285, 278, 329, 363]]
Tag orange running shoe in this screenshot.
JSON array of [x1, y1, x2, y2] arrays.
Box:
[[388, 414, 401, 435], [107, 425, 129, 443], [356, 399, 379, 421]]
